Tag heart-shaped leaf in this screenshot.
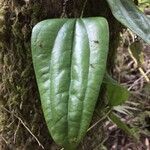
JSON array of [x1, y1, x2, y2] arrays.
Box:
[[31, 17, 109, 149]]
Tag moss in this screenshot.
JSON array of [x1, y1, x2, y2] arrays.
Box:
[[0, 0, 123, 149], [0, 0, 52, 149]]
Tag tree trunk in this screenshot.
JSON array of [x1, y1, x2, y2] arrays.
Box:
[[0, 0, 122, 149]]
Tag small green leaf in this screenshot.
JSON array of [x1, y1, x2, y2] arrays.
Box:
[[104, 73, 129, 106], [130, 41, 144, 65], [106, 0, 150, 44], [109, 112, 139, 140]]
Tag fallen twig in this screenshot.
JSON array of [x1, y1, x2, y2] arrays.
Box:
[[1, 107, 45, 149]]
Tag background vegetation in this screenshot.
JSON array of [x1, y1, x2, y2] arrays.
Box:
[[0, 0, 149, 149]]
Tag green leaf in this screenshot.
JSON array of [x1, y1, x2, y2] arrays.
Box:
[[138, 0, 150, 4], [104, 73, 130, 106], [106, 0, 150, 44], [130, 41, 144, 65], [31, 18, 109, 149], [109, 112, 139, 140]]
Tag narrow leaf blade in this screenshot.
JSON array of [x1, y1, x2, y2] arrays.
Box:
[[106, 0, 150, 44], [109, 112, 139, 140]]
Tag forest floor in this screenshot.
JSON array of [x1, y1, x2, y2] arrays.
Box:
[[104, 29, 150, 150], [102, 3, 150, 150]]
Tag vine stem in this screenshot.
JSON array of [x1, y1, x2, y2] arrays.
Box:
[[80, 0, 88, 18]]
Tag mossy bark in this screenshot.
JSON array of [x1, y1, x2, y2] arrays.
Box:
[[0, 0, 122, 149]]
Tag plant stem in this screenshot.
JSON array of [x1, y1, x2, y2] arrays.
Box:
[[80, 0, 88, 18]]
